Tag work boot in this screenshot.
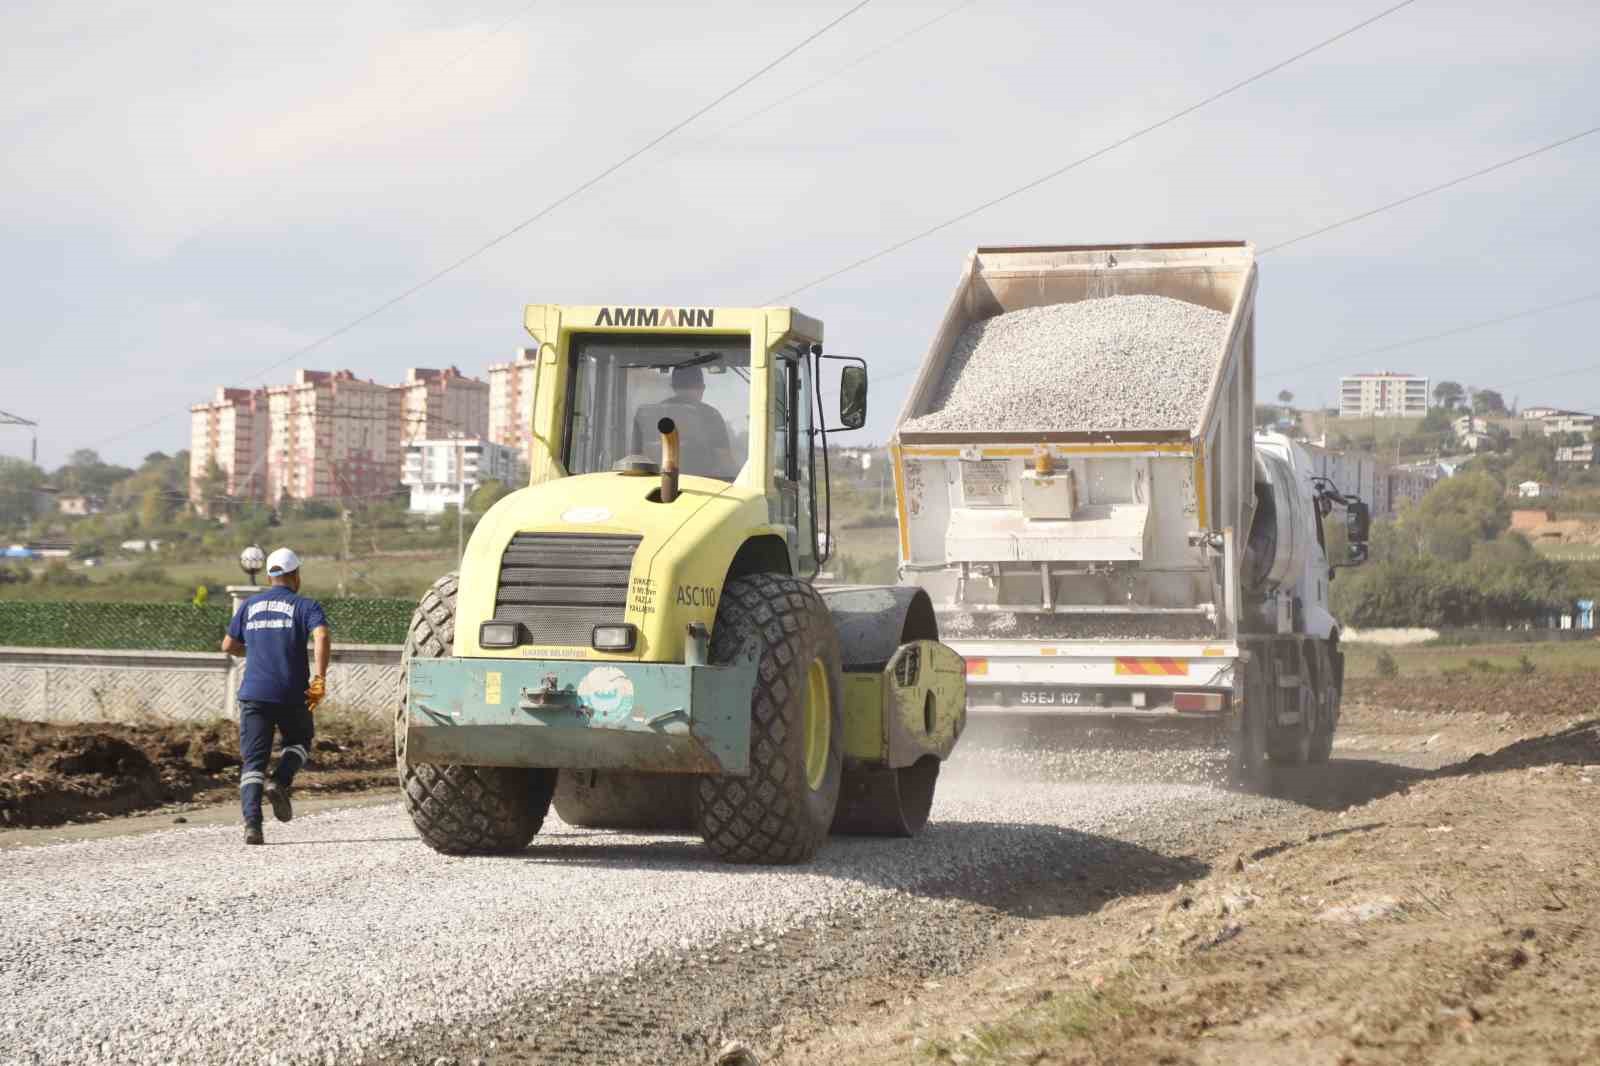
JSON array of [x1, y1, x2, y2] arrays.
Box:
[[244, 824, 265, 846], [265, 781, 293, 823]]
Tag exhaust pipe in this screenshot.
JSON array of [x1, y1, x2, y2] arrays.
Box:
[[658, 417, 679, 503]]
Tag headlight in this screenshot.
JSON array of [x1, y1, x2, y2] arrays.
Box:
[[591, 624, 636, 652], [479, 621, 522, 648]]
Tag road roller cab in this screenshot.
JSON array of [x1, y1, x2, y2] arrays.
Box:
[[398, 304, 966, 864]]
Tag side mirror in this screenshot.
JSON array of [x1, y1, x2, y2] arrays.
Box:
[[1345, 500, 1371, 564], [839, 365, 867, 430]]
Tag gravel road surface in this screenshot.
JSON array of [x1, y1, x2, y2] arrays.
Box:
[[0, 749, 1283, 1066]]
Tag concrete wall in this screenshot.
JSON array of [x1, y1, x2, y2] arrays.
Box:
[[0, 644, 402, 725]]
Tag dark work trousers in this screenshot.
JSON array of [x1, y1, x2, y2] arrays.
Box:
[[238, 699, 315, 827]]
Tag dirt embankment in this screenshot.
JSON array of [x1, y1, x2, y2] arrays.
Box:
[[0, 716, 394, 827], [782, 720, 1600, 1066]]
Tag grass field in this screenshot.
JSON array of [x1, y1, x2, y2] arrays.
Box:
[[1534, 543, 1600, 561], [1343, 637, 1600, 679]]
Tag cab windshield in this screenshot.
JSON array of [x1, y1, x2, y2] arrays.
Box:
[[565, 333, 751, 481]]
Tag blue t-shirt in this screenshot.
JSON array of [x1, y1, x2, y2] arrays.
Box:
[[227, 587, 330, 704]]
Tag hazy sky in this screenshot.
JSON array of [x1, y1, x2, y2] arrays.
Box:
[[3, 0, 1596, 468]]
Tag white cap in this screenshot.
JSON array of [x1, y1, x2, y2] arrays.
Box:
[[265, 547, 301, 576]]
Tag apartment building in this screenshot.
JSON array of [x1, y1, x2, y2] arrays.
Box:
[[398, 367, 490, 444], [1556, 444, 1600, 469], [1542, 411, 1596, 438], [487, 348, 539, 472], [265, 370, 402, 503], [401, 437, 523, 513], [1338, 372, 1429, 419], [189, 386, 270, 508]]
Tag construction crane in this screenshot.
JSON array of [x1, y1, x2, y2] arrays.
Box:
[[0, 410, 38, 464]]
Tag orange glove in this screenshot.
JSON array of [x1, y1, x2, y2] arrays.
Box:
[[306, 675, 327, 712]]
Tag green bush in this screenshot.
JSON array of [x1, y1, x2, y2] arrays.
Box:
[[1374, 650, 1399, 679], [0, 598, 416, 651]]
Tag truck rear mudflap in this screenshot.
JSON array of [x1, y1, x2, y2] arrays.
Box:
[[956, 639, 1240, 719], [405, 654, 758, 774]]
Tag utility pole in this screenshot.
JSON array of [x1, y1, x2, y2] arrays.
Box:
[[0, 410, 38, 464], [456, 439, 467, 564]]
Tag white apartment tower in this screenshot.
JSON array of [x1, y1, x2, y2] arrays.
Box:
[[1338, 372, 1429, 419], [401, 437, 524, 513]]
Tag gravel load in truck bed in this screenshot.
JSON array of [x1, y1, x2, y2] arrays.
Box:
[[903, 295, 1230, 433]]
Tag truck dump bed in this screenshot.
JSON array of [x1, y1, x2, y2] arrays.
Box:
[[891, 242, 1258, 717]]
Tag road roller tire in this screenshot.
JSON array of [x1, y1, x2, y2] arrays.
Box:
[[693, 573, 843, 865], [397, 572, 555, 854]]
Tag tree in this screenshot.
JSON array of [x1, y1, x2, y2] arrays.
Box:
[[0, 457, 46, 530], [1398, 472, 1507, 562], [468, 479, 512, 513], [1433, 380, 1464, 410], [1472, 389, 1507, 415], [1421, 407, 1452, 434], [139, 487, 172, 531], [195, 458, 229, 509], [1276, 389, 1294, 406]]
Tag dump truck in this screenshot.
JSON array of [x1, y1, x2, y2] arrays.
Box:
[[398, 304, 965, 864], [890, 242, 1369, 778]]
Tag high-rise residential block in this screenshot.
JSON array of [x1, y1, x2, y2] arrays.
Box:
[[1338, 372, 1429, 418], [398, 366, 490, 444], [487, 347, 538, 477], [189, 386, 270, 509], [265, 370, 402, 503]]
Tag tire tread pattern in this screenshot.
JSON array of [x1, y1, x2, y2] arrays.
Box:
[[693, 573, 841, 865], [397, 573, 554, 855]]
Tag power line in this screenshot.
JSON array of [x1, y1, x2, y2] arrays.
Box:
[[874, 122, 1600, 390], [763, 0, 1419, 303], [1258, 124, 1600, 255], [89, 0, 877, 453], [242, 0, 875, 383], [1262, 289, 1600, 380], [696, 0, 975, 143]]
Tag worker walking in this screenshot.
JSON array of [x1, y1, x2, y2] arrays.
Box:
[[220, 547, 331, 845]]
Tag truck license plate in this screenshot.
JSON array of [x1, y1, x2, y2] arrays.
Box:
[[1016, 689, 1082, 706]]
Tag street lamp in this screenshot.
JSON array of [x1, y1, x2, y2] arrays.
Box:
[[239, 544, 265, 585]]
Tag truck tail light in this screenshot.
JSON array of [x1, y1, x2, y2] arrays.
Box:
[[965, 657, 988, 676], [1174, 691, 1225, 713]]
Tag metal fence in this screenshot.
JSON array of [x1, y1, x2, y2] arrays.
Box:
[[0, 599, 417, 652]]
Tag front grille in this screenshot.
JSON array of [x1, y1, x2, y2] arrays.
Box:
[[493, 532, 641, 646]]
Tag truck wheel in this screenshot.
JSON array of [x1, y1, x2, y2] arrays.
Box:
[[1308, 644, 1337, 764], [694, 573, 843, 864], [1231, 660, 1270, 791], [553, 770, 695, 831], [1265, 647, 1313, 766], [397, 572, 555, 854]]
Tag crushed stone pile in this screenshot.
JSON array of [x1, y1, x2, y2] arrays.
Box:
[[903, 295, 1229, 433]]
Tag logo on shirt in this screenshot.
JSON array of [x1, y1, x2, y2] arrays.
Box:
[[595, 307, 715, 328], [244, 598, 296, 631]]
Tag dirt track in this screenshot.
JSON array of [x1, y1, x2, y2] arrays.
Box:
[[0, 714, 393, 827]]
